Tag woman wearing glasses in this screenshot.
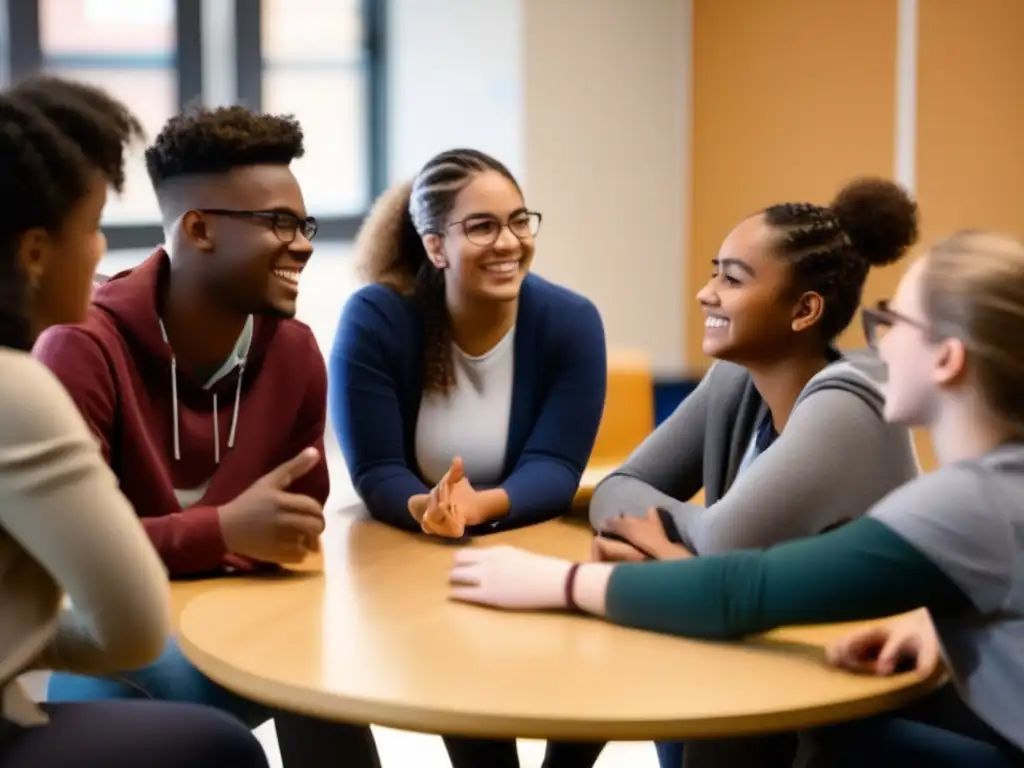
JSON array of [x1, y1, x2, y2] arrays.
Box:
[[330, 148, 607, 768], [449, 230, 1024, 768], [584, 178, 921, 767]]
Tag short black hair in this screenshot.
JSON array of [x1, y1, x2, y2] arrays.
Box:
[[0, 76, 142, 350], [144, 105, 305, 188]]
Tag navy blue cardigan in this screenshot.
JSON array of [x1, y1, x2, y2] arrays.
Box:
[[329, 273, 607, 532]]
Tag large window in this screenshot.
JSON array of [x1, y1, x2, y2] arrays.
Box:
[[263, 0, 368, 216], [40, 0, 178, 224], [1, 0, 384, 247]]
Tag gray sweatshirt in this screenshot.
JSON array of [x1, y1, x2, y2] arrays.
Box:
[[589, 351, 920, 553]]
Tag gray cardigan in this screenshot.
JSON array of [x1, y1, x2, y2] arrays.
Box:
[[589, 351, 920, 554]]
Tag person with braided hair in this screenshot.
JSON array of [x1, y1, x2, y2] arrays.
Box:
[[330, 148, 607, 767], [581, 178, 922, 767], [0, 75, 268, 766], [449, 230, 1024, 768]]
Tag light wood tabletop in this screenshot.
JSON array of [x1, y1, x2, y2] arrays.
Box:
[[174, 509, 941, 741]]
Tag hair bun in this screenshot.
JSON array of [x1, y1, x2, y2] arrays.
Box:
[[830, 177, 918, 267]]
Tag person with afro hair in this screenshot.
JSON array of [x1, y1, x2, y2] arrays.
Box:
[[36, 105, 381, 767]]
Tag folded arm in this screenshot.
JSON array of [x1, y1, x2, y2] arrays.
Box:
[[498, 300, 607, 528], [683, 388, 914, 553], [589, 366, 712, 529], [329, 292, 427, 531]]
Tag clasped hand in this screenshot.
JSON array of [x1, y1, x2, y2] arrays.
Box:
[[591, 507, 692, 562], [407, 456, 482, 538]]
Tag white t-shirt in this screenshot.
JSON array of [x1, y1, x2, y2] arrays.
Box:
[[415, 326, 515, 486]]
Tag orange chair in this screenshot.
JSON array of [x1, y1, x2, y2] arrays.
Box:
[[573, 350, 655, 509]]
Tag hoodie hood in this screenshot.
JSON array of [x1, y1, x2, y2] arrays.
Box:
[[798, 347, 888, 417], [93, 248, 273, 465]]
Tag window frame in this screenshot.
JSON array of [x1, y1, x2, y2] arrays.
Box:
[[1, 0, 386, 249]]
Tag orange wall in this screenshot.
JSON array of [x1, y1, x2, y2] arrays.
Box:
[[688, 0, 900, 370], [917, 0, 1024, 244], [910, 0, 1024, 470], [686, 0, 1024, 469]]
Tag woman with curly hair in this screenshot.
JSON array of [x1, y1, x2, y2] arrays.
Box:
[[36, 102, 384, 768], [330, 149, 608, 767]]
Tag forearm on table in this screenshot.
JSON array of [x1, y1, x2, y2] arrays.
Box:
[[500, 462, 579, 526], [602, 518, 970, 640], [689, 391, 915, 555], [475, 488, 511, 522], [357, 467, 429, 530], [589, 474, 700, 532], [657, 542, 694, 560], [142, 507, 228, 576]]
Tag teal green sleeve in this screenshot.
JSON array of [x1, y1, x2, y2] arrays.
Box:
[[604, 517, 970, 639]]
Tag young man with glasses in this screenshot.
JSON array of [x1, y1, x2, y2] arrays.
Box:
[[34, 106, 382, 768]]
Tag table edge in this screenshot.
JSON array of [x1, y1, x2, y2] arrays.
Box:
[[177, 610, 945, 740]]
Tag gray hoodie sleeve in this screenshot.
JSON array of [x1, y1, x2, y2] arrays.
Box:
[[588, 367, 713, 528], [591, 370, 918, 555]]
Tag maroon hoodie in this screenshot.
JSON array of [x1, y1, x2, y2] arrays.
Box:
[[34, 250, 330, 576]]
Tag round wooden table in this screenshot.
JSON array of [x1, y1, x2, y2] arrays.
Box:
[[175, 509, 941, 741]]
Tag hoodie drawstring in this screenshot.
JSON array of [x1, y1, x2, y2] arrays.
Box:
[[158, 318, 245, 464]]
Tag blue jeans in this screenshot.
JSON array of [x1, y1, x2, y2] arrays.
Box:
[[655, 741, 684, 767], [798, 685, 1024, 768], [47, 638, 380, 768], [801, 717, 1022, 768]]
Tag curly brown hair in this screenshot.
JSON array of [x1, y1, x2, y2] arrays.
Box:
[[0, 76, 143, 351], [355, 148, 521, 394], [144, 105, 304, 188], [764, 177, 919, 342]]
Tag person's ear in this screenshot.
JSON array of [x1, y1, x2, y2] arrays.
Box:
[[791, 291, 825, 333], [422, 233, 447, 269], [16, 227, 52, 292], [181, 211, 216, 252], [932, 337, 968, 386]]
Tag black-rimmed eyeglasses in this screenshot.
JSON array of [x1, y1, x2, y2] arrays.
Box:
[[446, 211, 542, 247], [198, 209, 318, 243], [861, 299, 929, 350]]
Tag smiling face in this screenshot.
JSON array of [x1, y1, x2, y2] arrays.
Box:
[[424, 170, 535, 304], [695, 213, 823, 364], [182, 164, 313, 318]]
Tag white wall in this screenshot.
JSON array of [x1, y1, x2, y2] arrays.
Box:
[[107, 0, 692, 379], [386, 0, 524, 181], [522, 0, 689, 377], [387, 0, 690, 377]]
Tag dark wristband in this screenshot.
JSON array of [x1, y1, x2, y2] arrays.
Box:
[[565, 562, 582, 611]]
